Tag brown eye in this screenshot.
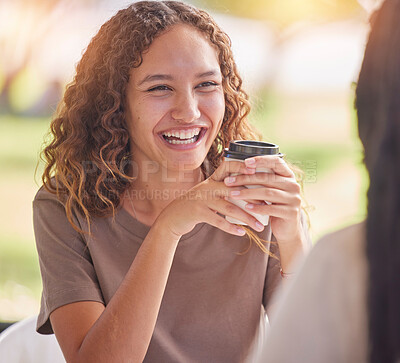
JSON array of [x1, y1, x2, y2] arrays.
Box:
[[147, 85, 171, 92], [197, 81, 218, 88]]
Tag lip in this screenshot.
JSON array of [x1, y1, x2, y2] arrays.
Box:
[[157, 127, 208, 150]]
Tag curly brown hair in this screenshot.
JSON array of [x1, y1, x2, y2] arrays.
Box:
[[41, 0, 259, 231]]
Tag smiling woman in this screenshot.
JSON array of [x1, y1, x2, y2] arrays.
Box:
[[33, 1, 310, 362], [125, 24, 225, 173]]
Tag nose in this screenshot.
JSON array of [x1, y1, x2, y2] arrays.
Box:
[[171, 91, 201, 123]]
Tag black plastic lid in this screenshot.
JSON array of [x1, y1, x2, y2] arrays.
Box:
[[224, 140, 281, 160]]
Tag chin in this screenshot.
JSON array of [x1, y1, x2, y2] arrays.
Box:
[[167, 158, 204, 171]]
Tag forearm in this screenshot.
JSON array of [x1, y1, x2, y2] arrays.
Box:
[[77, 218, 180, 363], [277, 229, 310, 274]]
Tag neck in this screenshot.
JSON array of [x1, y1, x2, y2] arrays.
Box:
[[124, 160, 204, 224]]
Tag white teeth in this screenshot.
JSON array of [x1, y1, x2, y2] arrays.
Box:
[[162, 127, 201, 140], [166, 136, 197, 145]]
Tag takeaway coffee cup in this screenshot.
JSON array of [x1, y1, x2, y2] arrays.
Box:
[[223, 140, 283, 226]]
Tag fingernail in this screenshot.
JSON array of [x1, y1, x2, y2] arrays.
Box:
[[230, 190, 241, 196], [245, 158, 256, 166], [255, 221, 264, 231], [225, 176, 236, 184], [246, 168, 256, 174], [245, 203, 254, 209], [236, 227, 246, 235]]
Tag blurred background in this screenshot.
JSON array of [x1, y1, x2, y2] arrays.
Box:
[[0, 0, 377, 323]]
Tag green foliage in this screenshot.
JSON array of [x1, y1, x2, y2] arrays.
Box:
[[0, 115, 49, 176], [0, 235, 41, 297], [8, 68, 46, 112], [0, 115, 49, 320]]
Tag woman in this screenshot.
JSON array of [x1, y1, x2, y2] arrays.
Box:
[[33, 1, 309, 362], [258, 0, 400, 362]]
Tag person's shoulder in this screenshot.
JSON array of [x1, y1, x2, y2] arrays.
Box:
[[34, 186, 54, 201], [315, 221, 366, 260], [300, 221, 367, 283], [33, 180, 66, 205]]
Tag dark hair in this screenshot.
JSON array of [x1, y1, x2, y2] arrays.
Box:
[[41, 1, 258, 231], [355, 0, 400, 361]]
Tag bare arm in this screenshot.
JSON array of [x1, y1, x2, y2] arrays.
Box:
[[51, 217, 180, 363], [50, 160, 261, 363]]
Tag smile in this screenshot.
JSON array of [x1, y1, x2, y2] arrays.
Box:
[[159, 127, 207, 148]]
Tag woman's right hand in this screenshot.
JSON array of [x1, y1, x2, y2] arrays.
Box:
[[156, 159, 266, 238]]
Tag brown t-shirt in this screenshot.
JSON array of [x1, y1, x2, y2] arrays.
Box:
[[33, 187, 283, 362]]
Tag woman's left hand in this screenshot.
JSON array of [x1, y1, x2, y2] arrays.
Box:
[[224, 155, 303, 245]]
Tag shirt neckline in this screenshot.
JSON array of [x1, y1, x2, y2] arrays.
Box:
[[115, 205, 207, 243]]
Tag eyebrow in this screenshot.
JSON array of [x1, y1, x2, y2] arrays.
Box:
[[137, 69, 221, 86]]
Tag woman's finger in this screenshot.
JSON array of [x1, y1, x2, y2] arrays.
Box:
[[243, 156, 295, 178], [229, 187, 301, 206], [224, 173, 300, 194], [245, 203, 301, 220], [210, 159, 255, 182], [182, 181, 244, 200], [207, 198, 265, 232], [201, 210, 247, 236]]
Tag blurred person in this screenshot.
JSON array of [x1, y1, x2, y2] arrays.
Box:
[[257, 0, 400, 362], [33, 1, 310, 362]]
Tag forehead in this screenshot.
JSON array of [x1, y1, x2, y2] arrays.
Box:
[[133, 24, 221, 78]]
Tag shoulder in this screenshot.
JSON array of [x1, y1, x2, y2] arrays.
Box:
[[288, 221, 368, 312], [317, 221, 365, 246], [33, 183, 67, 206], [261, 222, 368, 362], [311, 221, 366, 269], [34, 186, 55, 201], [32, 184, 84, 232], [277, 221, 367, 300]]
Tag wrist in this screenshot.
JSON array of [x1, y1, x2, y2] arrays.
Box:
[[153, 212, 182, 244], [276, 231, 309, 274], [275, 229, 304, 245], [276, 227, 309, 251], [280, 268, 296, 279]]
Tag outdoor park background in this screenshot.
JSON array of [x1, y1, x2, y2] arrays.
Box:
[[0, 0, 379, 322]]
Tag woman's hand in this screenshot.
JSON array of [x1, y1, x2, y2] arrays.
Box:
[[156, 159, 266, 238], [224, 156, 303, 245]]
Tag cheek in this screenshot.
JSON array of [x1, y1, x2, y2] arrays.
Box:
[[140, 97, 171, 115], [129, 99, 167, 133], [204, 98, 225, 141], [202, 93, 226, 122]]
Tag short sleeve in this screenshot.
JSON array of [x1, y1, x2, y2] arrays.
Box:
[[33, 188, 104, 335]]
